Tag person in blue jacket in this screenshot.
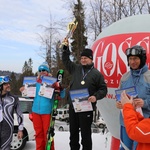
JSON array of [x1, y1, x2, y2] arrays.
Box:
[[116, 45, 150, 150], [21, 62, 65, 150]]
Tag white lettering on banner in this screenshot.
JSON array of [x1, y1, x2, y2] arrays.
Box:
[[104, 43, 117, 76], [93, 41, 104, 72], [94, 35, 150, 78], [136, 36, 150, 54], [92, 34, 150, 87], [105, 79, 119, 85]]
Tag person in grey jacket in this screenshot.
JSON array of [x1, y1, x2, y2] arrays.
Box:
[[62, 39, 107, 150], [116, 45, 150, 150], [0, 75, 24, 150]]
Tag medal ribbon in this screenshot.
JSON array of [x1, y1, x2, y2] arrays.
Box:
[[82, 66, 94, 81]]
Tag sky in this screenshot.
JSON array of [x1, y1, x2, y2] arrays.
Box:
[[0, 0, 88, 73]]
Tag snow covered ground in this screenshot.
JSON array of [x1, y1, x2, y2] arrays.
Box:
[[23, 131, 111, 150]]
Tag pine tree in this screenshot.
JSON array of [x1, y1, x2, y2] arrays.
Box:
[[71, 0, 88, 64], [10, 72, 18, 95], [22, 58, 34, 76], [17, 58, 34, 96]]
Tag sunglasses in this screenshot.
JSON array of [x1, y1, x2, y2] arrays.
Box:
[[39, 69, 47, 72]]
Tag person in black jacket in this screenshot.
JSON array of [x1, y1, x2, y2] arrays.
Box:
[[0, 75, 24, 150], [62, 39, 107, 150]]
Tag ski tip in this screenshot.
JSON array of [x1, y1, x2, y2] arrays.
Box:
[[58, 69, 64, 74]]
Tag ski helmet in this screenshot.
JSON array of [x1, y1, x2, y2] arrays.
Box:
[[0, 76, 11, 93], [125, 45, 147, 69], [0, 76, 11, 85], [38, 62, 50, 73]]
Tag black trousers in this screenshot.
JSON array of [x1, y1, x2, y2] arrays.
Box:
[[69, 104, 93, 150], [0, 120, 12, 150]]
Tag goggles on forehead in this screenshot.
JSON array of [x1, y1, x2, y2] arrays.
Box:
[[125, 47, 146, 56], [0, 76, 11, 85]]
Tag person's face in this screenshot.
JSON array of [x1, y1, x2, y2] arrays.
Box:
[[39, 69, 49, 76], [80, 56, 93, 65], [2, 83, 11, 94], [128, 56, 141, 70]]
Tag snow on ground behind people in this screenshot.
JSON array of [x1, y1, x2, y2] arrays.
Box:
[[23, 131, 111, 150]]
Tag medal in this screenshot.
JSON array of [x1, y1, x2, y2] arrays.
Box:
[[81, 80, 85, 85], [81, 66, 93, 85]]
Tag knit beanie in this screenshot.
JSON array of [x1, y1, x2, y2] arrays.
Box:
[[81, 49, 93, 60]]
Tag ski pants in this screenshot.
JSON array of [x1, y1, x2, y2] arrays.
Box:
[[0, 119, 12, 150], [32, 113, 54, 150], [120, 125, 137, 150], [69, 105, 93, 150]]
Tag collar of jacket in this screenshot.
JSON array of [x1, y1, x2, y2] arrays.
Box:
[[131, 64, 148, 77], [82, 63, 94, 70]]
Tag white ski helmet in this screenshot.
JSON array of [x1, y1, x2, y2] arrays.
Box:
[[0, 76, 11, 85]]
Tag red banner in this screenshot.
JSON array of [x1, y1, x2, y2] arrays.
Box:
[[92, 33, 150, 88]]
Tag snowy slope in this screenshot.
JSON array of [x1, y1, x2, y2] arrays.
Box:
[[23, 131, 111, 150]]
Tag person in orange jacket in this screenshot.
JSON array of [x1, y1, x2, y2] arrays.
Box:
[[120, 90, 150, 150]]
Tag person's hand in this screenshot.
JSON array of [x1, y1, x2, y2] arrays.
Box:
[[62, 38, 69, 47], [116, 101, 123, 109], [18, 130, 23, 139], [37, 72, 52, 80], [19, 86, 25, 92], [88, 96, 96, 103], [133, 98, 144, 108], [48, 73, 52, 76], [120, 90, 133, 106], [52, 82, 61, 92]]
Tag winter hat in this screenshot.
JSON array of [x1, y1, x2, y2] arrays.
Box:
[[38, 62, 50, 73], [125, 45, 147, 69], [81, 48, 93, 60]]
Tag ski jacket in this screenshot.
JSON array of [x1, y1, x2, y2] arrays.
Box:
[[32, 78, 65, 114], [123, 103, 150, 150], [62, 47, 107, 109], [0, 92, 23, 149], [119, 65, 150, 126]]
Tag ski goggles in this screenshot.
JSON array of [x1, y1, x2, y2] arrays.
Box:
[[0, 76, 11, 85], [125, 47, 145, 56]]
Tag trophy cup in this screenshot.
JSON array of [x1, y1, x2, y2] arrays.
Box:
[[66, 18, 78, 39], [60, 18, 78, 48]]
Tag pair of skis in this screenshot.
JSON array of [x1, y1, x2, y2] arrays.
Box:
[[46, 69, 64, 150]]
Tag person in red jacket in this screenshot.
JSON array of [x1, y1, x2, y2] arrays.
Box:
[[120, 90, 150, 150]]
